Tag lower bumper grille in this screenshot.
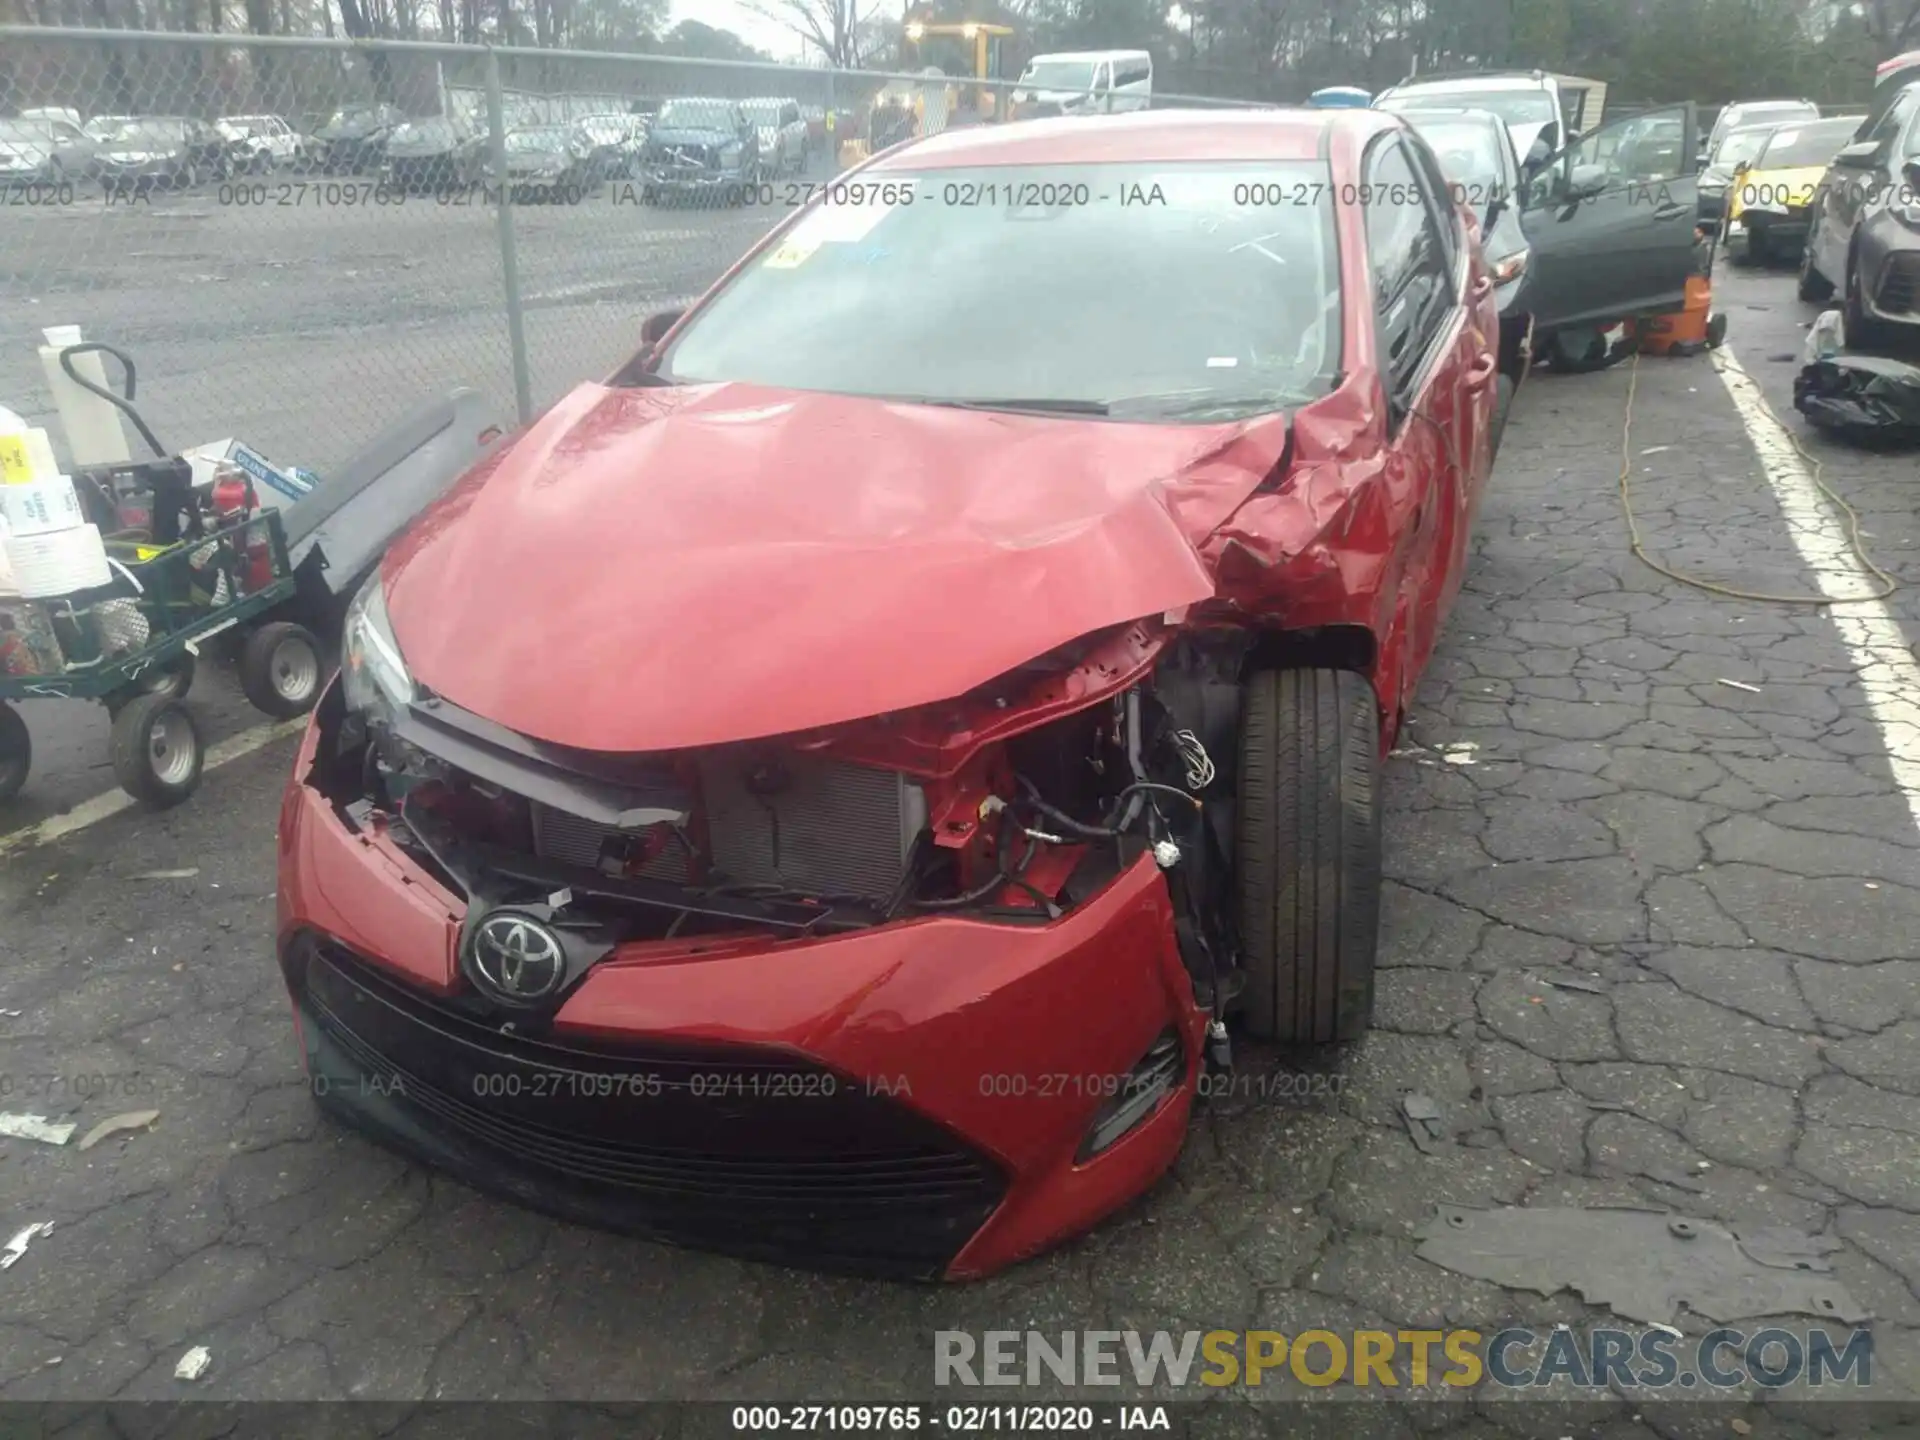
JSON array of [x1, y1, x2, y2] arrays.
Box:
[[284, 935, 1006, 1277], [1877, 254, 1920, 318]]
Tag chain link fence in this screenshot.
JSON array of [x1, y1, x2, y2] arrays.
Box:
[[0, 27, 1267, 478]]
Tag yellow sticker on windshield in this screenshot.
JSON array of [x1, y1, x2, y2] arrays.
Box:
[[763, 240, 818, 270]]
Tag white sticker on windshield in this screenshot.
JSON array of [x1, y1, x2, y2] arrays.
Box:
[[786, 198, 899, 247], [1772, 128, 1800, 146]]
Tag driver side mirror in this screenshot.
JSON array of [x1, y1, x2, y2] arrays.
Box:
[[1834, 139, 1881, 169], [640, 309, 684, 346], [1568, 162, 1610, 199]]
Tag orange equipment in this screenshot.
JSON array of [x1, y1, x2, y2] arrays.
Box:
[[1627, 231, 1728, 358]]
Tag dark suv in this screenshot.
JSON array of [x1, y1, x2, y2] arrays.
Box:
[[1798, 80, 1920, 348], [639, 97, 761, 206]]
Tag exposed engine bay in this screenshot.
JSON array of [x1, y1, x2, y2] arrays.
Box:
[[307, 618, 1254, 1024]]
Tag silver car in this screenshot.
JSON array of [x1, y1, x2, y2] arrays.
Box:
[[743, 97, 807, 178]]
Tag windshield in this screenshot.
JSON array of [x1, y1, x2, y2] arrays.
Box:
[[1399, 115, 1507, 184], [105, 121, 185, 145], [1384, 88, 1555, 126], [391, 119, 455, 145], [744, 101, 786, 125], [1756, 120, 1857, 169], [0, 121, 51, 144], [659, 161, 1340, 421], [506, 129, 570, 152], [657, 99, 734, 130], [1021, 60, 1098, 92], [1710, 127, 1775, 168]]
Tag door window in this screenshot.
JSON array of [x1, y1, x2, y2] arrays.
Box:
[[1366, 137, 1455, 421]]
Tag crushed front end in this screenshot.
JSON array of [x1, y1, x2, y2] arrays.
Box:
[[277, 588, 1255, 1279]]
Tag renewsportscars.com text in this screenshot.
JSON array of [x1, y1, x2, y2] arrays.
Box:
[[934, 1328, 1872, 1391]]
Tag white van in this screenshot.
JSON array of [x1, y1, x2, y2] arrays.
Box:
[[1013, 50, 1152, 118]]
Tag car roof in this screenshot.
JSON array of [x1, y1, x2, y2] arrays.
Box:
[[1725, 99, 1817, 112], [1386, 75, 1550, 93], [1026, 50, 1151, 62], [864, 108, 1380, 170]]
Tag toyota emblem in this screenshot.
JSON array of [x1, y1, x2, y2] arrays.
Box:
[[470, 913, 567, 1002]]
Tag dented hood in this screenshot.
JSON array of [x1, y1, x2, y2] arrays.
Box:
[[383, 381, 1290, 753]]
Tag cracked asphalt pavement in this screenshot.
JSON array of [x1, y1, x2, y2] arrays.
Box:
[[4, 255, 1920, 1434]]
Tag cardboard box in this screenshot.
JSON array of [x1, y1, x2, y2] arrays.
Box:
[[182, 438, 316, 512]]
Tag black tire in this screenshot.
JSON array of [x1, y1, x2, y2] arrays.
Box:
[[1798, 239, 1834, 303], [1845, 252, 1892, 354], [1490, 372, 1516, 462], [1236, 667, 1382, 1046], [1542, 326, 1619, 374], [0, 703, 29, 804], [139, 654, 195, 701], [238, 622, 324, 719], [110, 693, 203, 810]]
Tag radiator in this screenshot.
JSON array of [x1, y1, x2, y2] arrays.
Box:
[[529, 753, 927, 903]]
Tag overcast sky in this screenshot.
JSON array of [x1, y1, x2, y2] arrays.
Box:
[[671, 0, 813, 62]]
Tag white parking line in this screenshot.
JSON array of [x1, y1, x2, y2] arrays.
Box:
[[0, 717, 307, 862], [1715, 346, 1920, 834]]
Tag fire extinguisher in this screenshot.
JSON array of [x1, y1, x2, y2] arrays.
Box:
[[210, 465, 275, 594]]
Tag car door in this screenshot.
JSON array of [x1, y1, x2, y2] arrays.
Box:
[[1519, 103, 1700, 329], [1364, 134, 1495, 705]]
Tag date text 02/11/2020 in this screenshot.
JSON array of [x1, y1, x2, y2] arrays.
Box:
[[729, 1406, 1172, 1432]]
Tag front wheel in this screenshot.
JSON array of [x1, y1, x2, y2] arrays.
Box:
[[110, 693, 203, 810], [1798, 232, 1835, 303], [1236, 667, 1382, 1046], [239, 622, 324, 719]]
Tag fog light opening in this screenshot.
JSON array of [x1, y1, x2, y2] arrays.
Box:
[[1076, 1027, 1184, 1162]]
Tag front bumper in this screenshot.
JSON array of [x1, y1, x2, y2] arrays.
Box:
[[275, 702, 1205, 1280], [1859, 216, 1920, 326], [643, 164, 746, 193]]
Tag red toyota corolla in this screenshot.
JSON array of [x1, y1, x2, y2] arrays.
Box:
[[277, 107, 1499, 1281]]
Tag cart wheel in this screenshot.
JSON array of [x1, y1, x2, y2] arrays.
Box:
[[0, 703, 30, 804], [110, 694, 203, 810], [239, 622, 324, 719], [140, 655, 195, 702]]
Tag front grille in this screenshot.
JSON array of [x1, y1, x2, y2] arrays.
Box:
[[528, 753, 926, 903], [286, 936, 1006, 1277], [1877, 254, 1920, 318]]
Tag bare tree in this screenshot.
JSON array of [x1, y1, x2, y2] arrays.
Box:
[[740, 0, 867, 67]]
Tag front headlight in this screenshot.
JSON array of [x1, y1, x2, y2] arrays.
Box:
[[341, 576, 415, 716], [1490, 248, 1530, 286]]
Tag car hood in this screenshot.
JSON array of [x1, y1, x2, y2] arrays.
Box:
[[99, 143, 182, 160], [647, 126, 735, 149], [383, 381, 1292, 753], [1730, 164, 1827, 215]]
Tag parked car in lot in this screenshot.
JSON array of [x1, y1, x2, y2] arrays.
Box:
[[93, 117, 227, 195], [313, 103, 406, 174], [1721, 115, 1863, 266], [0, 116, 96, 186], [82, 114, 136, 144], [379, 115, 485, 193], [800, 102, 828, 153], [574, 113, 645, 178], [280, 107, 1502, 1282], [1799, 81, 1920, 345], [639, 97, 761, 204], [743, 97, 808, 177], [1698, 123, 1781, 224], [1705, 98, 1821, 165], [1515, 102, 1704, 369], [215, 114, 307, 172], [474, 125, 598, 201], [1377, 70, 1574, 174], [1393, 107, 1532, 445]]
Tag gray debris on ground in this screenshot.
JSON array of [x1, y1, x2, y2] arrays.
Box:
[[1413, 1205, 1870, 1326]]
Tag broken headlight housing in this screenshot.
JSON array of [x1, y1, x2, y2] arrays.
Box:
[[341, 574, 416, 718]]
